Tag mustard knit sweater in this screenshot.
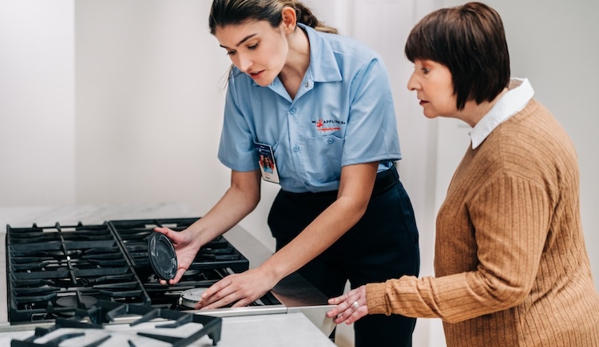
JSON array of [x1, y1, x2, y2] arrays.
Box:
[[366, 99, 599, 346]]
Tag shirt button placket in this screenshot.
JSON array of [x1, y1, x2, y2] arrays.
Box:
[[289, 108, 299, 153], [288, 105, 304, 188]]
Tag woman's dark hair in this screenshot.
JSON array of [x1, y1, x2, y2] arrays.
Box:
[[209, 0, 338, 35], [405, 2, 510, 110]]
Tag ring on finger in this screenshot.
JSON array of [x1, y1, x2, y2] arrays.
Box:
[[352, 301, 359, 310]]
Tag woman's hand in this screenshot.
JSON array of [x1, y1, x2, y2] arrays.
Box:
[[326, 285, 368, 324], [195, 267, 278, 309], [153, 227, 202, 285]]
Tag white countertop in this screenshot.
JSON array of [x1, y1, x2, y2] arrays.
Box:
[[0, 202, 195, 228]]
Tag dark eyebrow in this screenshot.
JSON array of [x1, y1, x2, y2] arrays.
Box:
[[219, 33, 258, 49]]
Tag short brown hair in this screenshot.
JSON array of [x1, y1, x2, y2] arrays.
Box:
[[405, 2, 510, 110]]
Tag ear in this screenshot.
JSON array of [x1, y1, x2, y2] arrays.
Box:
[[280, 6, 297, 34]]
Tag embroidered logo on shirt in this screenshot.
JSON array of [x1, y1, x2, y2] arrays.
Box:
[[313, 119, 344, 132]]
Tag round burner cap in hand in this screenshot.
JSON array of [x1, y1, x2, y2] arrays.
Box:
[[147, 232, 178, 280]]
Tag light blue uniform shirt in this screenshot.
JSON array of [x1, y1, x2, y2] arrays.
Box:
[[218, 24, 401, 193]]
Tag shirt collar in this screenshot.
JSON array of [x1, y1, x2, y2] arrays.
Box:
[[298, 23, 342, 83], [470, 78, 534, 149], [263, 24, 342, 100]]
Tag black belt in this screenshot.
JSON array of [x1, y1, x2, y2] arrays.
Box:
[[282, 166, 398, 200], [372, 166, 398, 196]]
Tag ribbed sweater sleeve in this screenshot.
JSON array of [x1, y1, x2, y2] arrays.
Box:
[[367, 174, 551, 323]]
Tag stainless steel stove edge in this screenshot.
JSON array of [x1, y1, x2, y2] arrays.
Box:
[[195, 304, 336, 336]]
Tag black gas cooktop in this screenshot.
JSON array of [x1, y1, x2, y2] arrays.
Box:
[[4, 217, 280, 325]]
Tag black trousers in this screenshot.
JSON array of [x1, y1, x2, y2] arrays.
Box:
[[267, 166, 420, 347]]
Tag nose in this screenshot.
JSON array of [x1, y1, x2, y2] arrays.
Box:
[[235, 53, 253, 73], [407, 72, 419, 91]]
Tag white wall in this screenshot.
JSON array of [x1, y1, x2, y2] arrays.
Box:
[[0, 0, 76, 205], [74, 0, 233, 223]]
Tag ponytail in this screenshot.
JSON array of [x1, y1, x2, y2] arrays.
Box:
[[294, 2, 338, 34], [209, 0, 338, 35]]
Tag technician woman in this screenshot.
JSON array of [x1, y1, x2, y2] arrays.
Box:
[[155, 1, 420, 346]]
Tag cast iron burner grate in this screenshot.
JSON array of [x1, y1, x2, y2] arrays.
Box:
[[5, 218, 259, 324], [5, 222, 151, 323], [10, 300, 222, 347]]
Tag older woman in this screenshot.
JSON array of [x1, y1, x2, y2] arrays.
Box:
[[327, 2, 599, 346]]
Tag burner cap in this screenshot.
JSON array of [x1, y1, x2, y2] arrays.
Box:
[[180, 288, 208, 308], [147, 233, 178, 280]]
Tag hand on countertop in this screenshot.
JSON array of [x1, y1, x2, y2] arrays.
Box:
[[326, 285, 368, 325]]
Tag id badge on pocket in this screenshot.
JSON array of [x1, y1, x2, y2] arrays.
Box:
[[255, 142, 280, 184]]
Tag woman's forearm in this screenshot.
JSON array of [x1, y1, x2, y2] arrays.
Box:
[[185, 170, 262, 245], [261, 162, 378, 281]]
